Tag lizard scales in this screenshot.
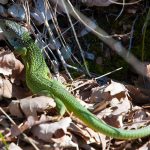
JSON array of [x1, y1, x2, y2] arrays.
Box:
[[0, 20, 150, 140]]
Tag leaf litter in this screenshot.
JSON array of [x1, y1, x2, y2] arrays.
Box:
[[0, 50, 149, 149]]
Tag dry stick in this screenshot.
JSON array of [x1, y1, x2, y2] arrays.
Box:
[[55, 20, 79, 40], [0, 107, 39, 150], [61, 0, 91, 77], [46, 0, 84, 72], [21, 133, 40, 150], [0, 107, 16, 125], [95, 67, 123, 80], [39, 1, 73, 80], [109, 0, 142, 5], [64, 0, 146, 77], [47, 0, 74, 63], [21, 0, 30, 25], [141, 8, 150, 61], [127, 15, 139, 57], [47, 0, 69, 54], [115, 0, 125, 20], [70, 67, 123, 92], [53, 15, 85, 69], [141, 8, 150, 88]]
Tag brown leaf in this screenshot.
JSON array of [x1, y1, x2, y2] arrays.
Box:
[[0, 76, 12, 99], [8, 142, 23, 150], [31, 117, 72, 142], [96, 96, 131, 128], [0, 50, 24, 76], [11, 124, 22, 137], [52, 135, 78, 149], [0, 76, 28, 100], [20, 96, 56, 118], [138, 141, 150, 150], [104, 80, 128, 96], [126, 85, 150, 105], [145, 63, 150, 78], [9, 100, 23, 118], [127, 108, 150, 130], [109, 97, 131, 115], [89, 86, 104, 103], [103, 115, 123, 128], [9, 96, 56, 118]]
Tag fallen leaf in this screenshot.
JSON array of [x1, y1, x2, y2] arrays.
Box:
[[31, 117, 71, 142], [9, 100, 23, 118], [0, 50, 24, 76], [104, 80, 128, 96], [126, 85, 150, 105], [109, 97, 131, 115], [52, 135, 78, 149], [138, 141, 150, 150], [89, 86, 104, 103], [9, 96, 56, 118], [20, 96, 56, 118], [8, 142, 23, 150], [127, 108, 150, 129], [0, 76, 12, 99]]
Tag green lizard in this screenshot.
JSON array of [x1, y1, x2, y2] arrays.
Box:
[[0, 20, 150, 140]]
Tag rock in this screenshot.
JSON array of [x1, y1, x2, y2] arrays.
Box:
[[8, 4, 25, 20], [31, 0, 52, 25], [0, 5, 8, 17], [84, 51, 95, 61], [78, 18, 97, 37], [0, 0, 8, 5]]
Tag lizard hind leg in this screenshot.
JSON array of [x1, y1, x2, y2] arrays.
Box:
[[38, 90, 66, 118], [55, 97, 66, 117]]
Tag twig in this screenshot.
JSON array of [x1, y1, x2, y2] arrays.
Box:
[[61, 0, 91, 77], [95, 67, 123, 80]]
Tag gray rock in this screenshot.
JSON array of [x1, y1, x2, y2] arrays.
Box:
[[0, 0, 8, 5], [0, 5, 8, 17], [8, 4, 25, 20], [31, 0, 52, 25]]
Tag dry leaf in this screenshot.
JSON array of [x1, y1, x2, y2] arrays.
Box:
[[8, 143, 23, 150], [127, 108, 150, 129], [31, 117, 72, 142], [126, 84, 150, 105], [104, 80, 128, 96], [89, 86, 104, 103], [138, 141, 150, 150], [52, 135, 78, 149], [20, 96, 56, 118], [103, 115, 123, 128], [145, 63, 150, 78], [0, 76, 12, 99], [96, 96, 131, 128], [0, 50, 24, 76], [0, 77, 27, 99], [9, 100, 23, 118], [9, 96, 56, 118], [109, 97, 131, 115]]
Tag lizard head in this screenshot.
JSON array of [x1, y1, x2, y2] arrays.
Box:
[[0, 20, 28, 55]]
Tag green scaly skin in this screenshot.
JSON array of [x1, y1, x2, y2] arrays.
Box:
[[0, 20, 150, 140]]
